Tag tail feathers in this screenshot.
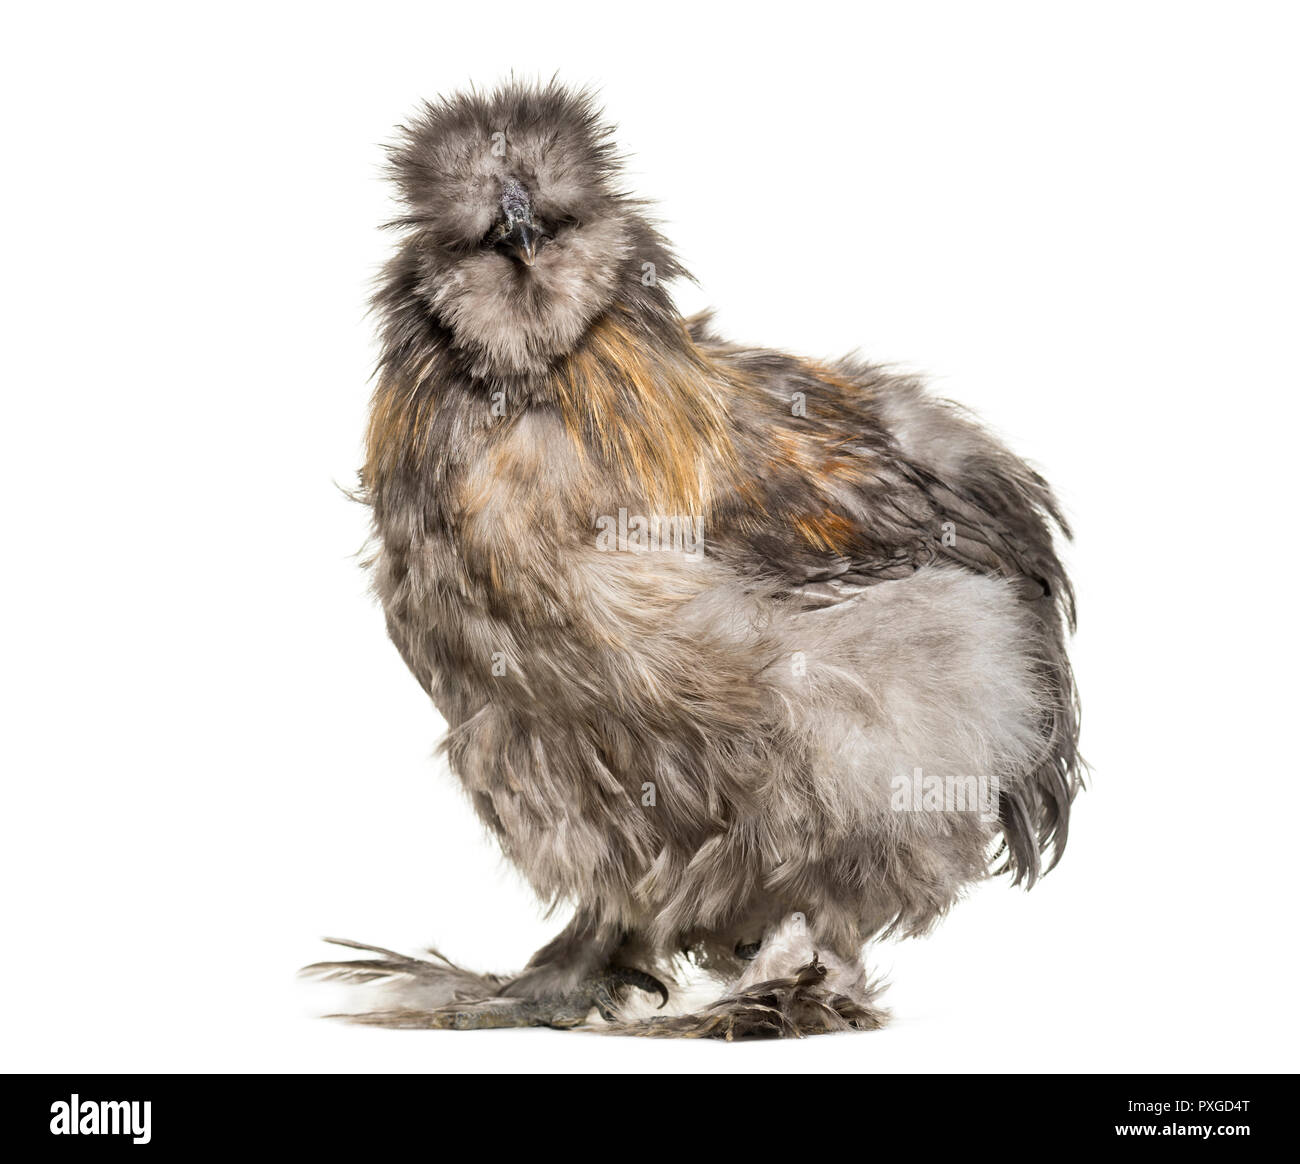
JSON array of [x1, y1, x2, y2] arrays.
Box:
[[996, 626, 1085, 886]]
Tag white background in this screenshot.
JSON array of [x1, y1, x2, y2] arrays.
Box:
[[3, 1, 1297, 1074]]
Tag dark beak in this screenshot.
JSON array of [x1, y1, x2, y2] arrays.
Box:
[[503, 219, 539, 266]]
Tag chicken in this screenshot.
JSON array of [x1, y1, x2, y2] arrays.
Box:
[[306, 80, 1081, 1038]]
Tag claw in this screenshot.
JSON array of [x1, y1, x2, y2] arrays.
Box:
[[602, 966, 669, 1010]]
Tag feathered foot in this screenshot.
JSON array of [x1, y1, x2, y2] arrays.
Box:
[[300, 939, 668, 1030], [602, 911, 888, 1039], [608, 955, 886, 1039], [428, 967, 667, 1031]]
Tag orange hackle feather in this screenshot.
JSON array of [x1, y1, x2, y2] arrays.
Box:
[[549, 310, 739, 518]]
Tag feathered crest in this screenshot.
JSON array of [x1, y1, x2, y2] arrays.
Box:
[[384, 78, 625, 248]]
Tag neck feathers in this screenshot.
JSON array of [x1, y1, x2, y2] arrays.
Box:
[[549, 308, 738, 517], [363, 298, 743, 522]]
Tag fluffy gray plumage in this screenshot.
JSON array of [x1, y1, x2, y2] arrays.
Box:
[[307, 79, 1082, 1038]]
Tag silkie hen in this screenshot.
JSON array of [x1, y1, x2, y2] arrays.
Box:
[[306, 80, 1081, 1038]]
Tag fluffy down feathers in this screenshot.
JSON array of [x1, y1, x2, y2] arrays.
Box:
[[320, 79, 1082, 1036]]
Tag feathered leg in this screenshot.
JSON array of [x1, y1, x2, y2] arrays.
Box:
[[300, 914, 669, 1030]]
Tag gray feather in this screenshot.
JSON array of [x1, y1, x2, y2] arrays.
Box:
[[317, 79, 1083, 1036]]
